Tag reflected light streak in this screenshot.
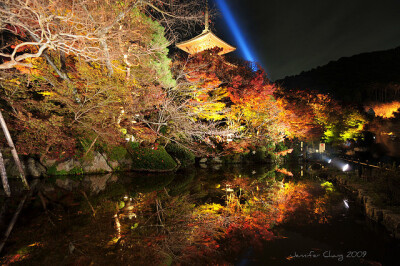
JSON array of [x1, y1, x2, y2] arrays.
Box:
[[343, 199, 349, 209], [215, 0, 257, 66]]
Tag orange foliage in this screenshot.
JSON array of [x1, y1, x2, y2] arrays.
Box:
[[276, 167, 294, 176], [274, 88, 341, 140], [365, 101, 400, 118], [275, 148, 293, 157]]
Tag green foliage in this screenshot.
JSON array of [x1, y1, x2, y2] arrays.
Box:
[[129, 141, 140, 150], [47, 165, 65, 176], [321, 181, 335, 193], [275, 142, 287, 152], [46, 165, 84, 176], [109, 146, 129, 161], [322, 108, 367, 143], [165, 142, 195, 168], [130, 8, 176, 89], [265, 170, 277, 179], [129, 143, 177, 170]]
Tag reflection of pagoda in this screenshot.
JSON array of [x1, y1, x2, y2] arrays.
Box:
[[176, 4, 236, 55]]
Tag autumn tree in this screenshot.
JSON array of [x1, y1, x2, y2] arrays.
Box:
[[160, 49, 289, 155], [0, 0, 205, 159], [133, 48, 236, 155], [226, 68, 285, 144], [274, 87, 368, 144], [0, 0, 205, 71]]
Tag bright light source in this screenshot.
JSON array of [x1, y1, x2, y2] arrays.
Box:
[[328, 159, 332, 163], [342, 164, 350, 172], [343, 199, 349, 209]]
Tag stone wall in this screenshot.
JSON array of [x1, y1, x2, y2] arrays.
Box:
[[335, 176, 400, 239]]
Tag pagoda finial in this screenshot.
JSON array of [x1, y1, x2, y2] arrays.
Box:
[[204, 0, 209, 32], [176, 0, 236, 56]]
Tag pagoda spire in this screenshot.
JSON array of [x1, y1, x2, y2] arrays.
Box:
[[203, 0, 209, 33]]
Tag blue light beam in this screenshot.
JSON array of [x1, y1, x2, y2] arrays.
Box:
[[215, 0, 257, 64]]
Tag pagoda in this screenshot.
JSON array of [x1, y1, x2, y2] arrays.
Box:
[[176, 4, 236, 55]]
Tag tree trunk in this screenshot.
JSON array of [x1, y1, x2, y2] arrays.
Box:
[[0, 111, 29, 189], [0, 149, 11, 197]]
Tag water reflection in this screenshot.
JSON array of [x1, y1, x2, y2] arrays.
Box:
[[1, 165, 399, 265]]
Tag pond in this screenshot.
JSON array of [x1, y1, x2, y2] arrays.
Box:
[[1, 163, 399, 265]]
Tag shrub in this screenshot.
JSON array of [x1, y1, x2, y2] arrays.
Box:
[[242, 146, 267, 163], [129, 142, 177, 170], [165, 142, 195, 168], [109, 146, 129, 161]]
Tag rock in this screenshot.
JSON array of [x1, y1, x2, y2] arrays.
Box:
[[199, 163, 207, 169], [56, 159, 81, 172], [83, 173, 113, 194], [27, 158, 46, 177], [382, 210, 395, 229], [82, 152, 112, 174], [55, 178, 78, 191], [365, 203, 375, 218], [212, 164, 221, 170], [382, 212, 400, 238], [373, 209, 384, 223], [199, 158, 208, 164], [4, 159, 26, 178], [118, 157, 133, 171], [357, 189, 367, 204], [364, 196, 375, 206], [108, 160, 120, 170], [42, 158, 57, 168], [211, 157, 223, 164]]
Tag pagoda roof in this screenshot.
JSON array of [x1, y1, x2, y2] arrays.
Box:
[[176, 30, 236, 55]]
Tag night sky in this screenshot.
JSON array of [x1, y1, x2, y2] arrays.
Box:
[[209, 0, 400, 81]]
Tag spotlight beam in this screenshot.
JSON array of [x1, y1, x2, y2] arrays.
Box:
[[215, 0, 256, 63]]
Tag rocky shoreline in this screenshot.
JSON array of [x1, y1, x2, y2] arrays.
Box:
[[334, 175, 400, 239]]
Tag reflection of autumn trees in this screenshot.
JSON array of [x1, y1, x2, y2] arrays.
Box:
[[111, 177, 336, 264]]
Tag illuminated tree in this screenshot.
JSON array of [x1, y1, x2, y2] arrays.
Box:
[[0, 0, 205, 158], [0, 0, 205, 71], [227, 69, 285, 144], [166, 50, 288, 155], [365, 101, 400, 118], [274, 88, 344, 141]]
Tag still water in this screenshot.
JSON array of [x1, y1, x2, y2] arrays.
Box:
[[1, 164, 399, 265]]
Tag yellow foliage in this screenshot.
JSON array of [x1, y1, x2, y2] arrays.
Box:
[[196, 203, 224, 214], [38, 91, 54, 96]]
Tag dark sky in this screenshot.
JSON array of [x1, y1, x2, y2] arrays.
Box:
[[209, 0, 400, 81]]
